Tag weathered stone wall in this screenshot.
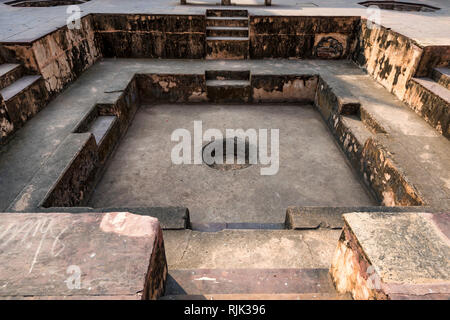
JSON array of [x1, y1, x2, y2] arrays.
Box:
[[137, 74, 207, 103], [249, 16, 359, 59], [0, 15, 101, 94], [251, 75, 318, 103], [352, 19, 423, 100], [403, 79, 450, 138], [331, 221, 388, 300], [94, 14, 206, 59]]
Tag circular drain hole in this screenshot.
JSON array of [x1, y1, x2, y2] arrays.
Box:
[[202, 137, 254, 171]]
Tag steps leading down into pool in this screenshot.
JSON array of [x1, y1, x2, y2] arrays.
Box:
[[160, 227, 351, 300], [206, 10, 249, 60]]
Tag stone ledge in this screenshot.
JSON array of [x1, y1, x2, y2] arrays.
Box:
[[330, 211, 450, 300], [0, 212, 167, 300], [34, 207, 190, 230], [285, 206, 433, 230]]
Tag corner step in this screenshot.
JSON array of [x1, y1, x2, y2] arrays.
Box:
[[403, 77, 450, 138], [0, 74, 48, 143], [432, 67, 450, 90], [88, 115, 117, 145], [0, 75, 41, 102], [0, 64, 23, 91], [87, 115, 119, 164], [161, 268, 351, 299]]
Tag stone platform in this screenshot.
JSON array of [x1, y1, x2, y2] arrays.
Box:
[[330, 211, 450, 299], [0, 211, 167, 299]]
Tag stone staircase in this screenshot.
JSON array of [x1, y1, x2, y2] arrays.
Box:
[[403, 66, 450, 139], [206, 9, 249, 59], [160, 227, 352, 300], [0, 63, 47, 143], [206, 69, 251, 102]]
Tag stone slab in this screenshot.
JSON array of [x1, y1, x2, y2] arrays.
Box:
[[164, 229, 341, 269], [34, 206, 191, 230], [331, 211, 450, 299], [285, 206, 435, 229], [0, 212, 167, 299]]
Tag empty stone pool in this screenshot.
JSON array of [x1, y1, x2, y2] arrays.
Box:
[[88, 103, 375, 223]]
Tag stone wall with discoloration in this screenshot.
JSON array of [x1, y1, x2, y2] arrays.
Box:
[[94, 14, 206, 59], [249, 16, 359, 59], [403, 79, 450, 138], [137, 74, 207, 103], [251, 75, 318, 103], [352, 19, 423, 100]]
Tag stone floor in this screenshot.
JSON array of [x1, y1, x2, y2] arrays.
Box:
[[89, 103, 375, 223], [164, 228, 342, 269]]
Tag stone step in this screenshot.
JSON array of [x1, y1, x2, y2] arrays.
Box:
[[432, 67, 450, 90], [207, 36, 249, 41], [206, 79, 250, 87], [206, 9, 248, 17], [164, 229, 342, 270], [206, 37, 249, 60], [205, 70, 250, 81], [0, 75, 41, 102], [206, 80, 251, 102], [88, 115, 117, 145], [206, 26, 249, 37], [285, 205, 431, 230], [0, 75, 48, 143], [160, 293, 350, 300], [206, 17, 249, 28], [87, 115, 119, 164], [163, 268, 348, 296], [403, 77, 450, 138], [0, 63, 23, 91]]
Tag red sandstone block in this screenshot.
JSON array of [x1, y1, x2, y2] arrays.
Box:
[[0, 212, 167, 300]]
